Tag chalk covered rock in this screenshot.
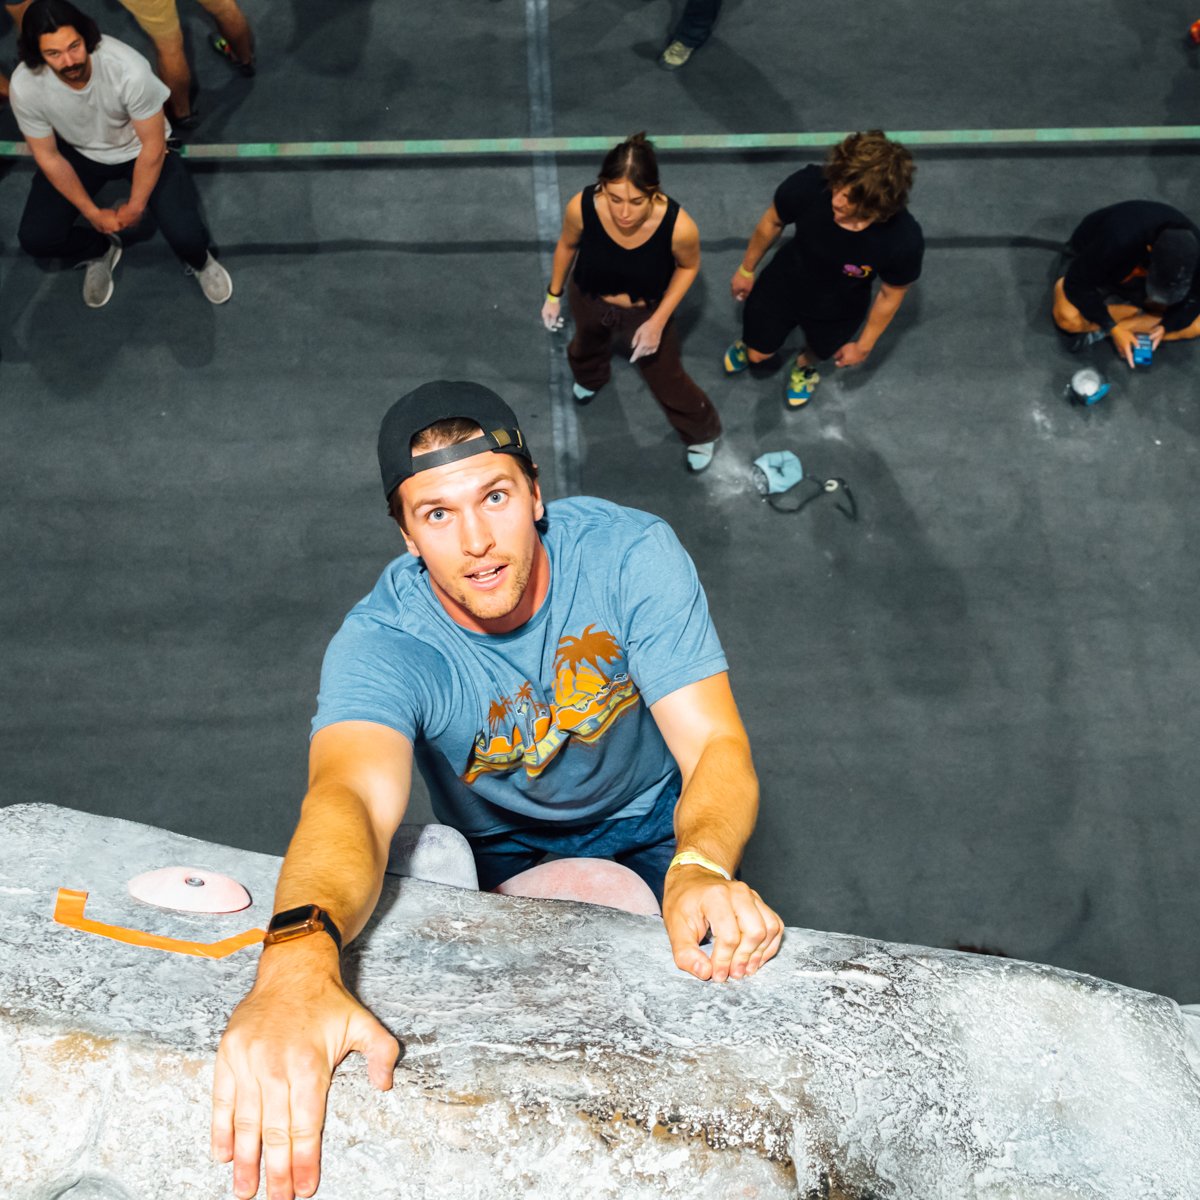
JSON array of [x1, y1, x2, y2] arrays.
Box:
[[2, 803, 1199, 1199], [386, 822, 478, 890]]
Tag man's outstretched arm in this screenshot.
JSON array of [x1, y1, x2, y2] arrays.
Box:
[[211, 720, 413, 1200], [651, 673, 784, 983]]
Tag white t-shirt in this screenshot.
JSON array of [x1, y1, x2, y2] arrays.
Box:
[[10, 36, 170, 164]]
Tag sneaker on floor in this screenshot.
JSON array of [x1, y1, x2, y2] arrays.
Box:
[[686, 440, 717, 473], [659, 40, 694, 70], [785, 364, 820, 408], [723, 339, 749, 374], [1067, 329, 1107, 353], [187, 252, 233, 304], [78, 235, 122, 309], [209, 33, 256, 76], [572, 381, 597, 404]]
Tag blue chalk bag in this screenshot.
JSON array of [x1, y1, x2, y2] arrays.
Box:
[[752, 450, 804, 495]]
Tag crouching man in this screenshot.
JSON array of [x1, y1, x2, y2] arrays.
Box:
[[9, 0, 231, 307], [1053, 200, 1200, 367]]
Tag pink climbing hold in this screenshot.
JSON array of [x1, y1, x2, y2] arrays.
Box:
[[495, 858, 661, 916], [127, 866, 251, 914]]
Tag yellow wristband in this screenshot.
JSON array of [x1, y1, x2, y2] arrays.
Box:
[[546, 290, 562, 303], [668, 851, 731, 881], [737, 265, 755, 279]]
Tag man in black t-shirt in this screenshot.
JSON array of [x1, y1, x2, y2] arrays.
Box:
[[1052, 200, 1200, 368], [724, 131, 924, 409]]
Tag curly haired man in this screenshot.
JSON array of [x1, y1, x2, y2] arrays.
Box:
[[725, 131, 924, 408]]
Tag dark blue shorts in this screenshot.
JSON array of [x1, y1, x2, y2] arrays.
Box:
[[467, 787, 678, 904]]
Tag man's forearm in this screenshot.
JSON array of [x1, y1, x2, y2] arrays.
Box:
[[272, 784, 393, 948], [857, 286, 906, 351], [34, 151, 98, 220], [740, 216, 783, 272], [127, 144, 166, 212], [1113, 312, 1165, 336], [673, 734, 759, 874]]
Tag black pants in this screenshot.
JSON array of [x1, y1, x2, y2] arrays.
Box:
[[18, 142, 210, 270], [671, 0, 722, 47]]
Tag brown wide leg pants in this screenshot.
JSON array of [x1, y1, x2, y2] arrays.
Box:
[[567, 281, 722, 445]]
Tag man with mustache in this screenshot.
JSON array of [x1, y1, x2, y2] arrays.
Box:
[[8, 0, 231, 307], [213, 381, 783, 1200]]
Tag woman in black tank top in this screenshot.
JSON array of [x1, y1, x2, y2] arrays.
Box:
[[542, 133, 722, 473]]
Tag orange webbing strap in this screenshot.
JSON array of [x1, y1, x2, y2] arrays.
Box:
[[53, 888, 264, 959]]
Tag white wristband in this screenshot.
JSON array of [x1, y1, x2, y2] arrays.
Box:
[[668, 851, 732, 881]]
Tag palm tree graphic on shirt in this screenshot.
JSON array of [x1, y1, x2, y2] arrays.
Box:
[[513, 681, 542, 747], [486, 695, 513, 734], [462, 623, 639, 784], [553, 624, 623, 684]]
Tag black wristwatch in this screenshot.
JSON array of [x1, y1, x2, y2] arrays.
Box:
[[263, 904, 343, 953]]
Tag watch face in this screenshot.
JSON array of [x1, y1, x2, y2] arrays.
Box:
[[269, 904, 320, 932], [263, 904, 341, 952]]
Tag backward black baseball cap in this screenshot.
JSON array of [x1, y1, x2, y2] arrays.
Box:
[[377, 381, 534, 503], [1147, 228, 1199, 308]]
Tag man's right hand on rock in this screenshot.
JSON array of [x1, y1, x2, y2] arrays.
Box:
[[211, 945, 400, 1200]]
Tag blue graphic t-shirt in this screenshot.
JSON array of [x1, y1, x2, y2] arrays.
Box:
[[312, 497, 728, 837]]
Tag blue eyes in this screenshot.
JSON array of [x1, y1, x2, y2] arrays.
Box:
[[424, 493, 506, 524]]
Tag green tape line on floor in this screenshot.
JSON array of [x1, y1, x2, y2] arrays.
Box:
[[3, 127, 1200, 160]]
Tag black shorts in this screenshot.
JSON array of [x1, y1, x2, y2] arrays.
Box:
[[742, 257, 869, 361]]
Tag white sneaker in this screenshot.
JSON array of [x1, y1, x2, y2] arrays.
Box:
[[187, 252, 232, 304], [79, 235, 122, 308]]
